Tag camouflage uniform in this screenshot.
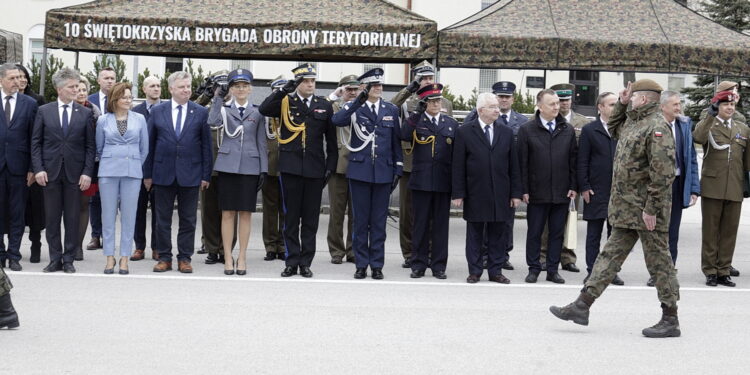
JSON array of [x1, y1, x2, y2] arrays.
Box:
[[391, 88, 453, 262], [0, 267, 11, 296], [584, 101, 679, 308]]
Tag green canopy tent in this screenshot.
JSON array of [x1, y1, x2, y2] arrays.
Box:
[[40, 0, 438, 92], [0, 29, 22, 65], [438, 0, 750, 77]]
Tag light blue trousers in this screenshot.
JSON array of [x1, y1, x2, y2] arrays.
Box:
[[99, 177, 142, 257]]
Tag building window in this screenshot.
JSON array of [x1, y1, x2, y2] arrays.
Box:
[[363, 63, 384, 74], [30, 39, 44, 64], [668, 75, 686, 93], [165, 57, 184, 74], [231, 60, 253, 71], [479, 69, 497, 93], [481, 0, 497, 10], [526, 76, 545, 89]]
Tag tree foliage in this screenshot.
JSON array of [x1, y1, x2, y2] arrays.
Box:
[[28, 55, 65, 103], [84, 54, 129, 94]]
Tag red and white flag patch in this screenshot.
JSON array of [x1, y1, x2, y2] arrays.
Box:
[[654, 131, 663, 137]]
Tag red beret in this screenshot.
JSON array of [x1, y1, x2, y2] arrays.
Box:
[[711, 91, 736, 104]]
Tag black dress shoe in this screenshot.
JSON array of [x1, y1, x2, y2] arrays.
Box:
[[196, 245, 207, 254], [546, 272, 565, 284], [205, 253, 220, 264], [75, 248, 84, 261], [62, 263, 76, 274], [706, 274, 718, 287], [354, 268, 367, 279], [30, 246, 41, 264], [281, 266, 297, 277], [43, 261, 62, 273], [277, 252, 286, 261], [611, 274, 625, 286], [371, 268, 384, 280], [331, 257, 343, 265], [646, 276, 656, 287], [525, 271, 540, 283], [8, 260, 22, 272], [466, 274, 480, 284], [345, 256, 355, 263], [489, 274, 510, 284], [502, 261, 514, 271], [410, 270, 425, 278], [432, 270, 447, 279], [263, 252, 276, 261], [718, 275, 736, 287], [299, 266, 313, 278], [562, 263, 580, 273], [730, 266, 740, 277], [401, 260, 411, 268]]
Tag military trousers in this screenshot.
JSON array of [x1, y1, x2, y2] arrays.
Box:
[[0, 267, 11, 296], [398, 171, 413, 260], [410, 189, 450, 273], [201, 174, 236, 255], [279, 173, 324, 267], [584, 227, 679, 308], [327, 173, 353, 260], [261, 175, 284, 255], [700, 197, 742, 277]]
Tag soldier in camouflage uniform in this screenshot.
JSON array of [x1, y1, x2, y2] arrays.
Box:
[[0, 267, 19, 329], [550, 79, 681, 338], [539, 84, 587, 272], [391, 60, 453, 268]]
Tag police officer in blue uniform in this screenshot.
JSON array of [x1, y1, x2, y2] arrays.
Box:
[[401, 84, 457, 279], [331, 68, 403, 280]]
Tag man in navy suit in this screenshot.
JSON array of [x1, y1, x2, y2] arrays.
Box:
[[31, 67, 96, 273], [453, 93, 521, 284], [0, 63, 39, 271], [144, 71, 211, 273], [85, 67, 116, 251], [331, 68, 403, 280], [130, 76, 161, 262]]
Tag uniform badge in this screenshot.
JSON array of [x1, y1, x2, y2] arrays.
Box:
[[446, 138, 452, 144], [383, 116, 393, 121], [654, 131, 663, 137]]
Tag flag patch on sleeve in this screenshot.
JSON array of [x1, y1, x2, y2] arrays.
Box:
[[654, 131, 663, 137]]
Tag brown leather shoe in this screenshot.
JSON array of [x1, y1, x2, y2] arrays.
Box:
[[153, 261, 172, 272], [178, 260, 193, 273], [130, 249, 145, 261], [489, 274, 511, 284], [86, 237, 102, 250], [152, 250, 160, 261]]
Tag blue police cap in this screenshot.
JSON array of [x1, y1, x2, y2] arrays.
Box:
[[492, 81, 516, 96], [358, 68, 384, 84], [228, 69, 253, 86]]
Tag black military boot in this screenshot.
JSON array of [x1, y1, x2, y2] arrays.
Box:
[[642, 304, 680, 338], [0, 293, 19, 329], [549, 292, 595, 326]]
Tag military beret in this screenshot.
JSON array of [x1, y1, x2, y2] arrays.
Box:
[[630, 79, 663, 94], [358, 68, 384, 85], [492, 81, 516, 96], [550, 83, 575, 99], [711, 90, 736, 104], [417, 83, 443, 100], [338, 74, 359, 88], [228, 69, 252, 86], [292, 63, 317, 79], [269, 75, 287, 89], [717, 80, 739, 93]]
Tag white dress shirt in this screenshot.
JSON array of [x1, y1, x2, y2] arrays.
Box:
[[426, 113, 440, 125], [98, 91, 108, 114], [1, 90, 17, 122], [171, 99, 187, 132], [601, 119, 610, 137], [57, 99, 74, 126], [366, 99, 380, 116], [540, 116, 555, 132]]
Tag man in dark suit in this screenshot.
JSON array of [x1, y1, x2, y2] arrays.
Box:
[[518, 89, 577, 284], [130, 75, 161, 262], [577, 92, 623, 285], [453, 93, 521, 284], [85, 67, 116, 251], [31, 67, 96, 273], [259, 63, 337, 278], [143, 71, 212, 273], [0, 63, 39, 271]]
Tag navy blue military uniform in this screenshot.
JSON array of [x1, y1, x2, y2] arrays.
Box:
[[400, 84, 457, 277], [331, 68, 403, 277]]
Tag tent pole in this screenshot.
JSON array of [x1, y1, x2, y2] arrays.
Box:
[[74, 51, 79, 70], [714, 75, 720, 92], [543, 69, 547, 88], [39, 47, 48, 96]]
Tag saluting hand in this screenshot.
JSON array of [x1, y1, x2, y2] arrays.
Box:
[[620, 81, 632, 104]]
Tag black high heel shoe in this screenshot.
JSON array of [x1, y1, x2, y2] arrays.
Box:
[[119, 257, 129, 275], [224, 258, 235, 275], [104, 257, 116, 274]]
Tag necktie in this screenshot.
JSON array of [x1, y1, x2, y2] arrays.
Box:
[[102, 97, 107, 114], [484, 124, 492, 143], [4, 96, 11, 125], [371, 104, 377, 115], [238, 107, 245, 118], [62, 104, 69, 136], [724, 119, 731, 128], [175, 105, 183, 138], [501, 114, 508, 125], [302, 98, 309, 108], [147, 104, 152, 113], [547, 121, 554, 133], [431, 117, 437, 127]]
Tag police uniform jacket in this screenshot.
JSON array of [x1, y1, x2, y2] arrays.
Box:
[[208, 97, 268, 176], [258, 90, 337, 179], [693, 113, 750, 202], [331, 99, 403, 184], [401, 111, 457, 192], [452, 118, 521, 222], [577, 118, 616, 220]]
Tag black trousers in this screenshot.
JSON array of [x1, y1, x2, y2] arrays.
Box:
[[0, 168, 28, 261], [584, 218, 612, 274], [134, 181, 157, 251], [466, 221, 507, 277], [526, 202, 567, 273], [278, 173, 324, 267], [153, 183, 199, 263], [410, 189, 450, 272], [43, 174, 82, 264]]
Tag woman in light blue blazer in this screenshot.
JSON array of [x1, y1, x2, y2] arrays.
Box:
[[96, 82, 149, 274]]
